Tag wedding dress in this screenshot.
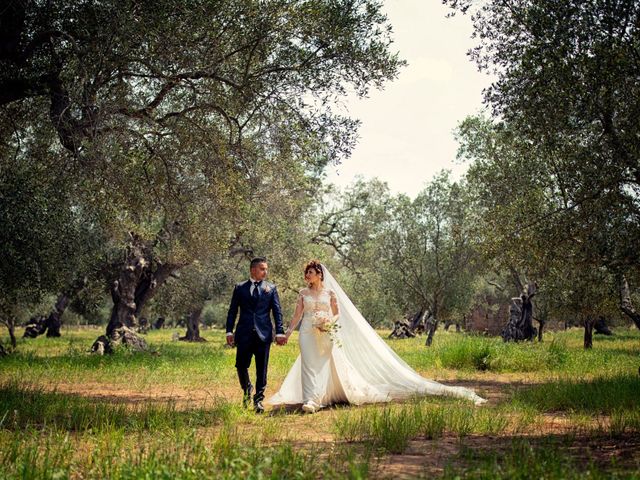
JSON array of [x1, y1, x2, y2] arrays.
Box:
[[267, 266, 486, 408]]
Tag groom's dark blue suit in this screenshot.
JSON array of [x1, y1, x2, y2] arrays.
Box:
[[226, 280, 284, 404]]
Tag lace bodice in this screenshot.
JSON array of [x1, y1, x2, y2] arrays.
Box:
[[301, 288, 333, 312], [300, 289, 335, 332]]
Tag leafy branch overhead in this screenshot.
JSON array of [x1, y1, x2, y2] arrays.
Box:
[[1, 0, 404, 349]]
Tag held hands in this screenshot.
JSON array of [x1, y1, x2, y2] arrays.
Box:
[[227, 333, 287, 346], [276, 328, 295, 346]]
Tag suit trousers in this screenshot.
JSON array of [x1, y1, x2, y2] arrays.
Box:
[[235, 328, 271, 403]]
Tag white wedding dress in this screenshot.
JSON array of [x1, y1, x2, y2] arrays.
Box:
[[267, 266, 486, 408]]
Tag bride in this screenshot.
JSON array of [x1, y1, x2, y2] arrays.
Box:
[[267, 260, 486, 413]]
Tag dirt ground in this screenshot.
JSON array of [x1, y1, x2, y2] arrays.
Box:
[[34, 376, 640, 478], [44, 374, 520, 407]]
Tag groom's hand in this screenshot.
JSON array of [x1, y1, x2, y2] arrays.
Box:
[[226, 335, 234, 347], [275, 336, 287, 346]]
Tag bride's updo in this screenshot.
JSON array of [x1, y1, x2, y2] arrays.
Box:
[[304, 260, 324, 281]]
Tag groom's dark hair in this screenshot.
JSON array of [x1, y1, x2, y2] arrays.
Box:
[[250, 257, 268, 268]]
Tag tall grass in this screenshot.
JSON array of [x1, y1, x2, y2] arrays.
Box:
[[442, 439, 637, 480], [333, 398, 534, 454], [391, 328, 640, 377], [512, 374, 640, 414], [0, 427, 370, 480], [1, 326, 639, 479], [0, 381, 240, 432]]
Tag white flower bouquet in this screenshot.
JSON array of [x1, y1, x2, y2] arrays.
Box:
[[312, 310, 341, 346]]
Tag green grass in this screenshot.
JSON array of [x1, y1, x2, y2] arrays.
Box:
[[512, 374, 640, 414], [0, 381, 240, 433], [0, 427, 371, 480], [390, 328, 640, 377], [333, 398, 536, 454], [1, 326, 639, 479], [2, 327, 639, 388], [442, 438, 640, 479]]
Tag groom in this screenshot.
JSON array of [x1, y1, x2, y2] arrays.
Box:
[[226, 257, 286, 413]]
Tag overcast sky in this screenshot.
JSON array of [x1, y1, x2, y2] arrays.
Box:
[[324, 0, 493, 197]]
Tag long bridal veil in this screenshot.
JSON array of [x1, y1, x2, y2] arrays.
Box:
[[267, 265, 486, 406]]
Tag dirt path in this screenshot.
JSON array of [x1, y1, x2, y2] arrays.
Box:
[[43, 376, 522, 408], [46, 381, 238, 407], [15, 376, 640, 477], [374, 433, 640, 479]]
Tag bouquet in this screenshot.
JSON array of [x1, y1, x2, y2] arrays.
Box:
[[311, 310, 341, 347]]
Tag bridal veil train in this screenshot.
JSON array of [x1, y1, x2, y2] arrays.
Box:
[[267, 265, 486, 408]]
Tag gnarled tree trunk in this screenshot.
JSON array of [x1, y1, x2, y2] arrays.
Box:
[[444, 318, 462, 332], [619, 276, 640, 330], [594, 316, 613, 336], [537, 318, 545, 342], [6, 320, 17, 349], [95, 233, 181, 354], [410, 309, 426, 334], [501, 282, 537, 342], [389, 309, 427, 338], [425, 316, 438, 347], [105, 241, 148, 338], [180, 305, 206, 342], [45, 292, 72, 337], [23, 278, 87, 339], [425, 307, 439, 347], [23, 315, 47, 338], [583, 316, 595, 349], [389, 318, 417, 339], [23, 294, 72, 338]]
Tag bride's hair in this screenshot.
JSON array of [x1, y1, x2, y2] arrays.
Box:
[[304, 260, 324, 281]]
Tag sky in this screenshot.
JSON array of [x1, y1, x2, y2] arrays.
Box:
[[324, 0, 493, 198]]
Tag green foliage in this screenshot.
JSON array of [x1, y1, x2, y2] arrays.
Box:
[[317, 174, 482, 332], [313, 179, 401, 326], [379, 172, 481, 323], [438, 335, 496, 371], [390, 328, 640, 376], [513, 374, 640, 414], [0, 152, 105, 318], [1, 0, 405, 343], [448, 0, 640, 333], [610, 408, 640, 436]]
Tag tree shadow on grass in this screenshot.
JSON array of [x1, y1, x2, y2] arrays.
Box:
[[377, 431, 640, 479], [0, 381, 236, 432], [511, 374, 640, 413]]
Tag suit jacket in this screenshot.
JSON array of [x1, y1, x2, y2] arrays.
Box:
[[226, 280, 284, 343]]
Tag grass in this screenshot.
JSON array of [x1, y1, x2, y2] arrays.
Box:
[[442, 438, 640, 479], [333, 398, 534, 454], [512, 374, 640, 414], [0, 427, 372, 479], [0, 325, 639, 478], [0, 380, 240, 432], [390, 328, 639, 378]]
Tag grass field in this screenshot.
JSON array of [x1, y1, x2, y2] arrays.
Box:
[[1, 326, 639, 479]]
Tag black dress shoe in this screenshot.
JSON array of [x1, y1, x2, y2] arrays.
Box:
[[254, 400, 265, 414]]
